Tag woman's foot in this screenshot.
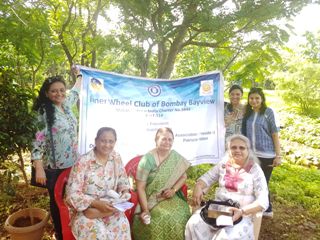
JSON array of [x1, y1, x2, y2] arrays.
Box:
[[263, 211, 273, 218]]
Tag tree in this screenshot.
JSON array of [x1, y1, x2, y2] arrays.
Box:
[[301, 30, 320, 63], [114, 0, 310, 78], [0, 0, 52, 88], [44, 0, 111, 70], [273, 55, 320, 117], [0, 44, 37, 185], [173, 37, 282, 87]]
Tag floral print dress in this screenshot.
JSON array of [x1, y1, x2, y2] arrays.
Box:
[[185, 159, 268, 240], [66, 149, 131, 240], [224, 103, 245, 141], [31, 87, 80, 169]]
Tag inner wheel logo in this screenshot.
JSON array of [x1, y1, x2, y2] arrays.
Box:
[[148, 85, 161, 97]]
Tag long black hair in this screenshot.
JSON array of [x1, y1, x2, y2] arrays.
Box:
[[243, 87, 267, 119], [33, 76, 66, 128], [242, 87, 268, 136]]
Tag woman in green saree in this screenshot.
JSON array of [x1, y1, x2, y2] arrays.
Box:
[[132, 127, 191, 240]]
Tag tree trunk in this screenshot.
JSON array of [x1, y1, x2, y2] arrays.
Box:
[[158, 24, 189, 79], [17, 150, 28, 185], [157, 4, 196, 79]]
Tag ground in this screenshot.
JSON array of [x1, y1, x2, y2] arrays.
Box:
[[1, 184, 319, 240]]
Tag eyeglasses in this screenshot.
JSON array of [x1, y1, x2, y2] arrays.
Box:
[[230, 146, 247, 151]]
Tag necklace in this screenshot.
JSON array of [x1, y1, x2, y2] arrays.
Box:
[[94, 150, 109, 165]]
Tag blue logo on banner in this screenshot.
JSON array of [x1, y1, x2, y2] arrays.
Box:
[[148, 85, 162, 97]]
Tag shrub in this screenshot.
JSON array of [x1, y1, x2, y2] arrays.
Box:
[[274, 61, 320, 117], [0, 74, 37, 188]]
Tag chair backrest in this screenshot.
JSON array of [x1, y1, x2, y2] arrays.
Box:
[[124, 155, 142, 225], [54, 167, 75, 240], [125, 155, 142, 180]]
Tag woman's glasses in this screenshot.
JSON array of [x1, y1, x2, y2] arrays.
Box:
[[230, 146, 247, 151]]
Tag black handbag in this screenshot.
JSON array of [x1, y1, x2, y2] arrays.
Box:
[[200, 199, 243, 230], [30, 126, 60, 188]]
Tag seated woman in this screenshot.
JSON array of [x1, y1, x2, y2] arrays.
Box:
[[66, 127, 131, 240], [185, 134, 269, 240], [132, 127, 191, 240]]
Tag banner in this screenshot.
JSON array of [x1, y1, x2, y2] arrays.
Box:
[[78, 66, 225, 165]]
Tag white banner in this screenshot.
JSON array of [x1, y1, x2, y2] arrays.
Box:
[[78, 66, 225, 165]]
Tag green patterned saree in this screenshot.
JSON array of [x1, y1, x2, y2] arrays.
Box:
[[132, 150, 191, 240]]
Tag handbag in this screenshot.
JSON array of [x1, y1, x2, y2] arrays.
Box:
[[200, 199, 243, 230], [30, 126, 60, 188]]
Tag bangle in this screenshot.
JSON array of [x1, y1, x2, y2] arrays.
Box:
[[76, 74, 82, 78], [172, 187, 177, 193]]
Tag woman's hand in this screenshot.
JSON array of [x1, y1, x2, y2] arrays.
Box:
[[139, 211, 150, 225], [83, 207, 114, 219], [161, 188, 175, 199], [34, 161, 46, 186], [91, 199, 116, 215], [272, 156, 282, 167], [120, 191, 131, 201], [230, 207, 243, 222], [192, 184, 204, 207], [71, 64, 81, 77]]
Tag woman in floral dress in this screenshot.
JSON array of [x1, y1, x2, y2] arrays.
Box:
[[31, 74, 81, 240], [224, 85, 245, 140], [66, 127, 131, 240]]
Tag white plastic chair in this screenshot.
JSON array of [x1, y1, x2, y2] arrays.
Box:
[[253, 211, 263, 240]]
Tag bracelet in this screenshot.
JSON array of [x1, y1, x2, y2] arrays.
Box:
[[76, 74, 82, 78], [172, 187, 177, 193]]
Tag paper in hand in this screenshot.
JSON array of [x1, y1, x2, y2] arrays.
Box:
[[113, 201, 134, 212]]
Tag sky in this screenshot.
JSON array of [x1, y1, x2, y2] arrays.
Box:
[[288, 3, 320, 46]]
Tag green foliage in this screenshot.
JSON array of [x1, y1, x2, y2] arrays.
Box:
[[281, 113, 320, 149], [276, 61, 320, 116], [186, 163, 219, 201], [0, 71, 37, 186], [302, 30, 320, 63], [0, 161, 20, 196], [186, 163, 212, 182], [273, 40, 320, 117], [0, 79, 36, 162], [270, 163, 320, 216]]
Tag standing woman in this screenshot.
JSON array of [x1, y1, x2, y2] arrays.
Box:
[[31, 73, 81, 240], [224, 85, 245, 140], [242, 87, 281, 218]]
